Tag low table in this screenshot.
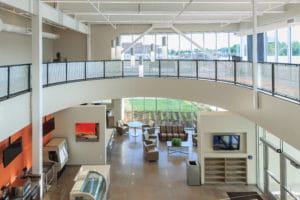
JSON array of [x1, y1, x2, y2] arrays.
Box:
[[166, 141, 189, 156], [127, 121, 144, 137]]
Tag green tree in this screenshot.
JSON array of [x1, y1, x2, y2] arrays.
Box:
[[292, 42, 300, 56]]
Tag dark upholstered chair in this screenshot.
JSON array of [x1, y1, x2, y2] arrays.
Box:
[[116, 120, 129, 135]]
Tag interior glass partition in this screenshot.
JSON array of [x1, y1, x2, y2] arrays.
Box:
[[257, 126, 265, 191], [258, 127, 300, 200], [0, 67, 8, 98]]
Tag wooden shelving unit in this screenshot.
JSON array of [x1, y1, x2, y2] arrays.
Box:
[[204, 157, 247, 184]]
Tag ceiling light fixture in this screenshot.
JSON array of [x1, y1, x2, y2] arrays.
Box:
[[138, 56, 144, 77], [111, 39, 116, 60], [115, 36, 122, 60], [130, 48, 135, 67], [162, 36, 167, 59], [150, 44, 155, 62]]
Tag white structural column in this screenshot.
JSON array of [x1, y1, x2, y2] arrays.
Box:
[[112, 99, 123, 125], [252, 0, 259, 109], [31, 0, 43, 197], [87, 24, 92, 60]]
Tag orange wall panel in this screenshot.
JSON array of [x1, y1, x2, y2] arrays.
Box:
[[0, 114, 53, 193]]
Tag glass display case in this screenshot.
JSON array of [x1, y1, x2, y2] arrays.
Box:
[[71, 171, 107, 200]]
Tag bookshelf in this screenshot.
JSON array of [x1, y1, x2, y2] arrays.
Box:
[[204, 157, 247, 184]]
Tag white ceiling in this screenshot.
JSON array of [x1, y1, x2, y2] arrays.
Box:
[[41, 0, 300, 27]]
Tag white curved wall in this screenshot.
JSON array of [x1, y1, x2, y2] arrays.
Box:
[[1, 78, 300, 149]]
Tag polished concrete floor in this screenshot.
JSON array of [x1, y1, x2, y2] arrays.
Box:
[[44, 129, 268, 200]]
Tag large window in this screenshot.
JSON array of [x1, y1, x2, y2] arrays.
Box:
[[168, 34, 179, 59], [291, 25, 300, 64], [266, 31, 276, 62], [229, 33, 241, 57], [263, 25, 300, 64], [191, 33, 204, 59], [120, 35, 133, 60], [277, 28, 289, 63], [120, 32, 241, 60], [179, 34, 192, 59], [216, 32, 229, 60], [123, 98, 214, 128]]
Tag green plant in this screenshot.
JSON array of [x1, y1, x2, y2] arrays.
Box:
[[171, 138, 182, 147]]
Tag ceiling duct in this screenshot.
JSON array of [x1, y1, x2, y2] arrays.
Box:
[[0, 18, 60, 39]]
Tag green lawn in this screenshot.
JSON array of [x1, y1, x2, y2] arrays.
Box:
[[124, 98, 212, 112]]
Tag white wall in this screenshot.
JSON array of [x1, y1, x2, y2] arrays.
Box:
[[198, 111, 257, 184], [52, 105, 107, 165]]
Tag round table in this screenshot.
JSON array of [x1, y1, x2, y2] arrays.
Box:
[[127, 121, 144, 137]]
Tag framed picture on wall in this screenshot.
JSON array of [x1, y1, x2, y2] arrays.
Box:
[[75, 123, 99, 142]]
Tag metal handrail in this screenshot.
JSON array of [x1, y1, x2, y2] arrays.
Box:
[[0, 59, 299, 104]]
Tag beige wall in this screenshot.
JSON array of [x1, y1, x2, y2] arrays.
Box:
[[90, 24, 240, 60], [0, 10, 54, 65], [197, 111, 257, 184], [52, 105, 107, 165], [52, 27, 87, 61]]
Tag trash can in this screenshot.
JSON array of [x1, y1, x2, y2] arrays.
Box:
[[186, 160, 201, 186]]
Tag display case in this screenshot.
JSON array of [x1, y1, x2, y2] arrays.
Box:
[[70, 165, 110, 200]]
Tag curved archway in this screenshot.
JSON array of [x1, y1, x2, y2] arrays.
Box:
[[1, 78, 299, 149], [43, 78, 300, 149]]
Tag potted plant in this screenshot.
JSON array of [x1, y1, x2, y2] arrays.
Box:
[[171, 138, 182, 147]]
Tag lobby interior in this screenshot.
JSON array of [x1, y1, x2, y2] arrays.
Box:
[[0, 0, 300, 200]]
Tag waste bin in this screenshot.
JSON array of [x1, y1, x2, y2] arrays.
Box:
[[186, 160, 201, 186]]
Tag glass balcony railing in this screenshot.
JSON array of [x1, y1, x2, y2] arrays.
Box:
[[0, 60, 299, 104]]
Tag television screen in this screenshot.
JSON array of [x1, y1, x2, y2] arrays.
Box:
[[3, 137, 23, 167], [213, 135, 240, 150]]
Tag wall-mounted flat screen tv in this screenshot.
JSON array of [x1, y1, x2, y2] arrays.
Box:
[[213, 135, 240, 151], [3, 137, 23, 167]]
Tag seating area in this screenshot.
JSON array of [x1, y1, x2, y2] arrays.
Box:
[[158, 126, 188, 141]]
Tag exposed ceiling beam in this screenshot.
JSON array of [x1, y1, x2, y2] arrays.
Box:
[[41, 0, 300, 4], [64, 10, 285, 16], [80, 19, 245, 24], [86, 0, 116, 29], [0, 0, 89, 34]]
